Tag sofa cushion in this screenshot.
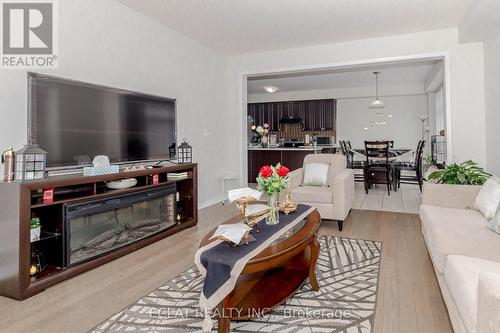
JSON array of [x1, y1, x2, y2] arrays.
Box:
[[420, 205, 500, 274], [477, 272, 500, 333], [444, 256, 500, 333], [488, 207, 500, 235], [291, 185, 332, 204], [474, 176, 500, 220]]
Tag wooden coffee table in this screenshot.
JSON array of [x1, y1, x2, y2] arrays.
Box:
[[199, 209, 321, 333]]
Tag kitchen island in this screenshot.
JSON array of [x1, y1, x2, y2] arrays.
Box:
[[247, 146, 336, 183]]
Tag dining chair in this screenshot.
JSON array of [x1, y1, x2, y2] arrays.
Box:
[[363, 140, 392, 195], [397, 140, 425, 192], [341, 140, 364, 182]]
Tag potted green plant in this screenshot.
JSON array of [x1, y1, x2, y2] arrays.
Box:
[[428, 160, 491, 185], [30, 217, 41, 242]]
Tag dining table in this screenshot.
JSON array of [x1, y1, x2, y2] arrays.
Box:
[[351, 148, 413, 192]]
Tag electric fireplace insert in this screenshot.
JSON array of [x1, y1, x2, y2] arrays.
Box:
[[63, 184, 176, 266]]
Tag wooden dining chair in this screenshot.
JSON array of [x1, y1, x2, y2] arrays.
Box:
[[397, 140, 425, 192], [341, 140, 364, 182], [363, 140, 392, 195]]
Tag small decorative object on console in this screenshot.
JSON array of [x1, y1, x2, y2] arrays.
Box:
[[30, 217, 41, 242], [83, 155, 119, 176], [177, 139, 192, 164], [30, 250, 47, 274], [106, 178, 138, 190], [169, 143, 176, 158], [15, 144, 47, 181], [42, 188, 54, 203], [2, 147, 16, 182], [256, 164, 290, 225]]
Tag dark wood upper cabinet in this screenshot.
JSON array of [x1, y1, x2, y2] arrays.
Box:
[[248, 103, 258, 125], [270, 103, 282, 131], [248, 99, 336, 132], [323, 99, 336, 131]]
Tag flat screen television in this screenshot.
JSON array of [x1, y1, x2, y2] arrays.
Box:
[[28, 73, 176, 168]]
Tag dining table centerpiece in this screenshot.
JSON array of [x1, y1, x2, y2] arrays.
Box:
[[256, 163, 290, 225]]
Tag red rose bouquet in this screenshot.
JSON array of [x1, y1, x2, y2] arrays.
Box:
[[256, 163, 289, 194]]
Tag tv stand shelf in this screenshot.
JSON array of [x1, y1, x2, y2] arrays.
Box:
[[0, 162, 198, 300]]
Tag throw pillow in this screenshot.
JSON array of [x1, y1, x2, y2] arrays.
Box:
[[487, 205, 500, 235], [474, 176, 500, 220], [302, 162, 329, 186]]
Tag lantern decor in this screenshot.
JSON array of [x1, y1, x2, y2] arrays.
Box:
[[169, 142, 176, 159], [15, 144, 47, 181], [177, 139, 192, 164]]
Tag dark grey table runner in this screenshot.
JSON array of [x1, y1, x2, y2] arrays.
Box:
[[195, 204, 316, 331]]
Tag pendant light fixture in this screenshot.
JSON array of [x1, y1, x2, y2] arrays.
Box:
[[369, 71, 385, 109]]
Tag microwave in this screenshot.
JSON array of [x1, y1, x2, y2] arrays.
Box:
[[316, 136, 335, 146]]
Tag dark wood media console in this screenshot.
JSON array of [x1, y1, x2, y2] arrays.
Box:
[[0, 163, 198, 300]]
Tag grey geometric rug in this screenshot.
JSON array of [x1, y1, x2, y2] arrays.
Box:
[[91, 235, 381, 333]]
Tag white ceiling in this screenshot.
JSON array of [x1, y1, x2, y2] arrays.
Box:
[[247, 60, 440, 94], [117, 0, 473, 54]]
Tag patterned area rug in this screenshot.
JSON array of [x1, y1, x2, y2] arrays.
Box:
[[91, 235, 381, 333]]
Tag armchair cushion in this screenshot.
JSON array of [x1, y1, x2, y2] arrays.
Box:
[[303, 162, 329, 186], [291, 186, 332, 204]]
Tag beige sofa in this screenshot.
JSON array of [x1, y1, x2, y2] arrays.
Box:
[[288, 154, 354, 231], [420, 183, 500, 333]]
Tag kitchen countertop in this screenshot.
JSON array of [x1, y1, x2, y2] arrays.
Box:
[[247, 146, 335, 151]]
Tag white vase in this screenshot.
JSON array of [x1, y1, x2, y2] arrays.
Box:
[[31, 227, 41, 242]]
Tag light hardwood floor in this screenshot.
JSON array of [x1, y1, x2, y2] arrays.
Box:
[[0, 205, 452, 333]]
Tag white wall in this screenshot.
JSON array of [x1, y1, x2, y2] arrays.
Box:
[[0, 0, 230, 207], [228, 29, 487, 184], [337, 95, 426, 149], [483, 25, 500, 175], [434, 86, 446, 134]]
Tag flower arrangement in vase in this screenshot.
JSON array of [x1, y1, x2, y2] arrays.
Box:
[[256, 163, 290, 225], [252, 123, 270, 148]]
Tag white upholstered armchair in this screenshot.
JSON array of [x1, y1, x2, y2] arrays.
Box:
[[288, 154, 355, 231]]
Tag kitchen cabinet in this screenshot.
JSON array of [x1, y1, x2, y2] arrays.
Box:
[[304, 99, 336, 131], [248, 99, 336, 132], [247, 150, 281, 183], [248, 103, 281, 131], [247, 149, 318, 183], [323, 99, 336, 130], [248, 103, 259, 125], [269, 103, 281, 131]]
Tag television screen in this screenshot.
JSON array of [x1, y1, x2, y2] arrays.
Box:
[[29, 73, 176, 168]]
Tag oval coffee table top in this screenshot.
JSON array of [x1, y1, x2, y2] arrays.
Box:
[[199, 208, 320, 264]]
